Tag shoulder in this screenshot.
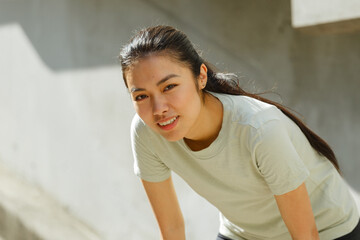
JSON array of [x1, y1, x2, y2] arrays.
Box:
[[210, 92, 282, 129], [130, 114, 156, 143], [130, 114, 167, 149], [131, 114, 146, 135]]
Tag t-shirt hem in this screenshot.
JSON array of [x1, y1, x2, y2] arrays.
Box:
[[135, 172, 171, 182], [319, 213, 360, 239], [271, 169, 310, 195]]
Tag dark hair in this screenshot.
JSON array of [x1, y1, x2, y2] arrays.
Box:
[[119, 25, 341, 173]]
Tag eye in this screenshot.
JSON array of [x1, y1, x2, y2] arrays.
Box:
[[134, 94, 148, 101], [164, 84, 177, 91]]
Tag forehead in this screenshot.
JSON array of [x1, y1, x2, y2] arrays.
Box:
[[125, 55, 192, 87]]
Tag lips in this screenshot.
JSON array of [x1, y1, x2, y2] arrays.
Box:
[[157, 116, 179, 130]]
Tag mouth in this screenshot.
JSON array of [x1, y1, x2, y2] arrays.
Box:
[[157, 116, 179, 130]]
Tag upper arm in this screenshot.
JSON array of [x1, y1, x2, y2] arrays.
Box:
[[131, 117, 171, 182], [251, 119, 310, 195], [274, 182, 319, 240], [142, 176, 185, 239]]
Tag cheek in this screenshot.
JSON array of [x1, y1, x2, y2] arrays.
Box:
[[134, 103, 151, 122], [173, 86, 201, 113]]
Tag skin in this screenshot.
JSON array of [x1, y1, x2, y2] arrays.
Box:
[[125, 54, 319, 240], [275, 183, 319, 240], [125, 54, 223, 149], [142, 176, 185, 240]]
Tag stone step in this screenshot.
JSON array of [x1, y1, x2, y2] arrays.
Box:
[[0, 163, 102, 240]]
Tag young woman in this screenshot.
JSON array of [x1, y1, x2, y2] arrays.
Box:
[[119, 25, 360, 240]]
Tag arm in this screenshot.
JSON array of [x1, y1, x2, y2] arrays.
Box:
[[142, 176, 185, 240], [274, 182, 319, 240]]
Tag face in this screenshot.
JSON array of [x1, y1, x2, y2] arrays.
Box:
[[125, 55, 207, 142]]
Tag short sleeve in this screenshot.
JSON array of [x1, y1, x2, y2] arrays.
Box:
[[130, 115, 171, 182], [250, 119, 310, 195]]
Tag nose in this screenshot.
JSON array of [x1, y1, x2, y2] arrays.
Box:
[[152, 95, 169, 116]]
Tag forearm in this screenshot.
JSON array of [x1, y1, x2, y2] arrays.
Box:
[[160, 223, 186, 240], [292, 236, 319, 240], [291, 226, 319, 240]]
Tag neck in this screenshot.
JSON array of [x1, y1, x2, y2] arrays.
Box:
[[184, 92, 223, 151]]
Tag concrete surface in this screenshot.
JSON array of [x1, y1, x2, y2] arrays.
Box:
[[0, 0, 359, 239], [291, 0, 360, 33], [0, 163, 101, 240]]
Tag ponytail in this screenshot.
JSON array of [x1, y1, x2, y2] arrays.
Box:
[[204, 63, 341, 174]]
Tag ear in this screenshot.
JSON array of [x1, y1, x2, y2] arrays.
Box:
[[198, 63, 208, 90]]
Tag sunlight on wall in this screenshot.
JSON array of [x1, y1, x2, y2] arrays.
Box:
[[0, 23, 50, 72], [348, 184, 360, 214]]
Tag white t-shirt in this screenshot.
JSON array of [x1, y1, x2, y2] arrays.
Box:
[[130, 92, 359, 240]]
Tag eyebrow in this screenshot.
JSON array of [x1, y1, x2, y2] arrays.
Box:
[[130, 74, 180, 93]]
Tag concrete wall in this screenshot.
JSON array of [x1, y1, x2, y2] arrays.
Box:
[[291, 0, 360, 33], [0, 0, 359, 239]]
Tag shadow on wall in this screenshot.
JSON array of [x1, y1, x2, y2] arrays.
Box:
[[0, 0, 289, 73], [0, 0, 155, 71]]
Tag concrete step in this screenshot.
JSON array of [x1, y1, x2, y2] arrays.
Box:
[[0, 163, 102, 240]]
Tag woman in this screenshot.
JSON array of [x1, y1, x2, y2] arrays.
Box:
[[119, 25, 359, 240]]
